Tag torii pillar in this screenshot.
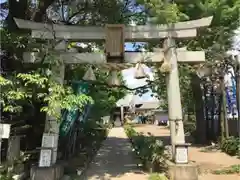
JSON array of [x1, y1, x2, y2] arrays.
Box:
[[164, 36, 185, 158]]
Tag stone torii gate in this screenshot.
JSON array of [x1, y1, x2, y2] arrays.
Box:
[[14, 16, 212, 178]]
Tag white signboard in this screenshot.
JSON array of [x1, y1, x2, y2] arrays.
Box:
[[39, 149, 52, 167], [0, 124, 11, 139], [175, 146, 188, 164], [41, 133, 58, 148]]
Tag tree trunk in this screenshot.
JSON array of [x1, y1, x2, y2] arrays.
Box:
[[6, 0, 55, 27], [210, 85, 216, 140], [219, 96, 225, 142], [220, 76, 229, 139], [203, 84, 211, 141], [191, 74, 207, 144], [235, 63, 240, 138], [32, 0, 55, 22], [5, 0, 28, 30]]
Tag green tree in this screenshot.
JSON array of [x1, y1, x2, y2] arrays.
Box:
[[136, 0, 239, 114], [66, 65, 127, 118], [1, 0, 138, 120]]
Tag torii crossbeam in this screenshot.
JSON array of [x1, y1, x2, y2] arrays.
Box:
[[14, 16, 212, 41]]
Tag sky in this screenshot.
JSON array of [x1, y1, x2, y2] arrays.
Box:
[[121, 63, 156, 102], [124, 41, 153, 101], [123, 41, 154, 102], [122, 63, 153, 89]]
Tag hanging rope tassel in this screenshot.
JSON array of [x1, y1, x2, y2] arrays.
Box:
[[160, 57, 172, 73]]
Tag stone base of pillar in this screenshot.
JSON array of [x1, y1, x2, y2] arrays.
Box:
[[167, 161, 198, 180], [30, 164, 64, 180]]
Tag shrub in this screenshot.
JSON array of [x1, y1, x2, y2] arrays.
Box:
[[183, 122, 196, 135], [124, 125, 168, 172], [78, 120, 108, 149], [213, 164, 240, 174], [149, 173, 168, 180], [220, 136, 240, 156]]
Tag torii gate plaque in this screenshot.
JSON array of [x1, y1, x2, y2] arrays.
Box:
[[14, 16, 212, 178]]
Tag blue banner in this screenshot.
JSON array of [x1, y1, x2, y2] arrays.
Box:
[[225, 73, 238, 118]]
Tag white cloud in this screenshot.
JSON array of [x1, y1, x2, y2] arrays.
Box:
[[121, 64, 154, 89]]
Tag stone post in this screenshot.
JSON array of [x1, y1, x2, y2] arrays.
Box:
[[120, 105, 124, 125], [39, 41, 66, 166], [164, 37, 185, 158], [7, 136, 20, 164]]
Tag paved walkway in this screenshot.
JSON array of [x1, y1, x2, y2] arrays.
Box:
[[85, 127, 149, 180]]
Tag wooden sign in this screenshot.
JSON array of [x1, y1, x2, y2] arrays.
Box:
[[0, 123, 11, 139], [105, 24, 125, 62]]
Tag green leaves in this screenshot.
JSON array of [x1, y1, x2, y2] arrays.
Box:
[[67, 64, 127, 118], [137, 0, 239, 117], [124, 125, 168, 170], [213, 164, 240, 175], [0, 73, 93, 120], [136, 0, 189, 23], [16, 73, 48, 88], [149, 173, 168, 180], [0, 28, 28, 50], [220, 136, 240, 156], [1, 75, 27, 113], [0, 76, 12, 86], [40, 81, 93, 120]]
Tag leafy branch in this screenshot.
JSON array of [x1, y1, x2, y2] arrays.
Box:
[[0, 73, 93, 120]]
